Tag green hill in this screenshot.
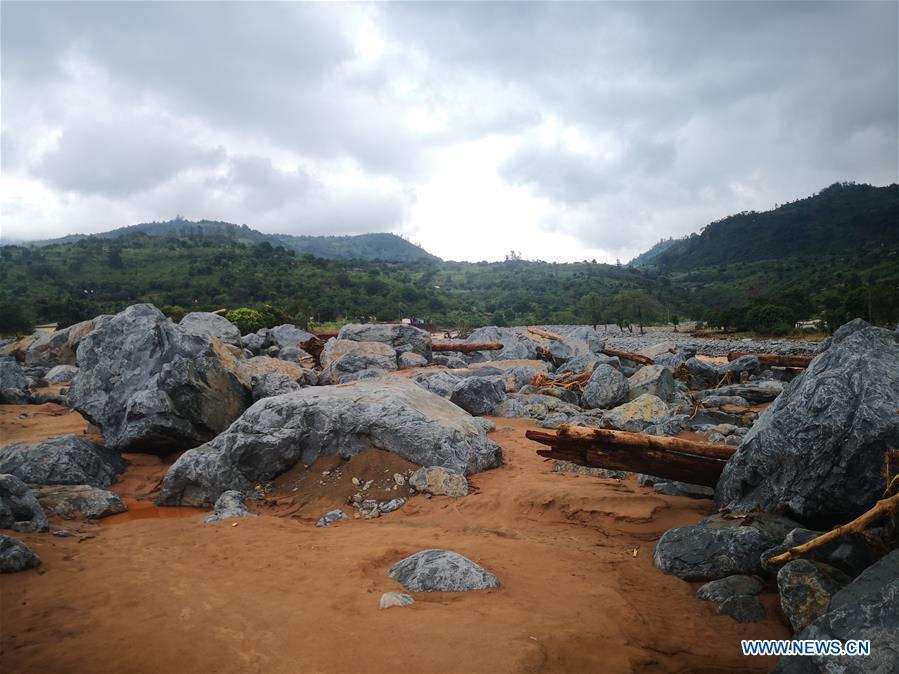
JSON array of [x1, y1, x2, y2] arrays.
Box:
[[24, 218, 439, 263], [635, 182, 898, 271], [1, 183, 896, 335]]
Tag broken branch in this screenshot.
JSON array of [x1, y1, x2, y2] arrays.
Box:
[[600, 348, 655, 366], [766, 492, 899, 565], [528, 327, 565, 341]]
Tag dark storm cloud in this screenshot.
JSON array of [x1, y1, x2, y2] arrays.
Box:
[[1, 1, 895, 257]]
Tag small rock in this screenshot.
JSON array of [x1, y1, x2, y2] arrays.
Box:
[[697, 575, 763, 603], [0, 474, 49, 533], [203, 490, 255, 524], [379, 498, 407, 514], [315, 509, 349, 527], [653, 481, 715, 499], [388, 549, 501, 592], [32, 484, 126, 519], [52, 529, 78, 538], [379, 591, 415, 609], [409, 466, 469, 497], [777, 559, 850, 632], [717, 595, 766, 623], [393, 473, 406, 486], [553, 461, 627, 479], [0, 534, 41, 573]]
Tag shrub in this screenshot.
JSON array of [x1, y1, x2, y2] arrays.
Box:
[[160, 305, 186, 322], [224, 308, 264, 335]]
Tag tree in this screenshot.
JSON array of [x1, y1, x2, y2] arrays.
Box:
[[670, 314, 680, 331], [107, 247, 123, 268], [581, 292, 603, 330], [0, 299, 33, 335]]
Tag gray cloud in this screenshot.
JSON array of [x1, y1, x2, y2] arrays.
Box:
[[1, 1, 896, 259]]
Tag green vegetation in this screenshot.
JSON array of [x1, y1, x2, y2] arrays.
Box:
[[1, 182, 896, 336], [30, 218, 438, 263], [0, 235, 680, 332]]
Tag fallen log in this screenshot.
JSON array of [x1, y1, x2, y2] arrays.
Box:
[[766, 492, 899, 565], [532, 443, 725, 486], [432, 342, 504, 353], [727, 352, 814, 369], [600, 348, 655, 366], [527, 327, 565, 341], [554, 425, 736, 460], [526, 427, 732, 487]]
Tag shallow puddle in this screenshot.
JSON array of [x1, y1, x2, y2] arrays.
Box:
[[102, 498, 206, 525]]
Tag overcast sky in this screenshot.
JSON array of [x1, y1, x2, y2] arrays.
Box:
[[1, 1, 896, 262]]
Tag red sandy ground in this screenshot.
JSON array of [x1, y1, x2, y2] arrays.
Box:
[[0, 399, 789, 673]]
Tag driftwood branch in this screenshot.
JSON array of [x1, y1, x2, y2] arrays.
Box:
[[531, 371, 592, 392], [766, 493, 899, 565], [528, 327, 565, 341], [432, 342, 504, 353], [600, 348, 655, 366], [727, 352, 814, 369]]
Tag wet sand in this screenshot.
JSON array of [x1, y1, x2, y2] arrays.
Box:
[[0, 404, 790, 673]]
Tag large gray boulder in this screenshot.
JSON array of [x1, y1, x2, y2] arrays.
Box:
[[0, 474, 48, 533], [67, 304, 250, 452], [0, 435, 125, 488], [561, 327, 605, 356], [269, 324, 316, 351], [491, 393, 583, 421], [44, 364, 79, 384], [773, 551, 899, 673], [696, 381, 783, 404], [414, 371, 462, 398], [388, 549, 501, 592], [338, 323, 432, 360], [449, 377, 507, 416], [0, 534, 41, 573], [653, 512, 800, 581], [179, 312, 242, 347], [158, 378, 502, 506], [581, 364, 628, 409], [32, 484, 126, 519], [716, 320, 899, 528], [627, 365, 675, 401], [0, 357, 29, 397], [24, 318, 98, 366], [466, 327, 537, 361], [603, 394, 669, 432], [320, 339, 397, 383]]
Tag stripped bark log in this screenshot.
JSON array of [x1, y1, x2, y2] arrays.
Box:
[[526, 427, 731, 487], [432, 342, 504, 353], [555, 425, 736, 460], [727, 352, 814, 368], [600, 348, 655, 366], [527, 327, 565, 341]]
